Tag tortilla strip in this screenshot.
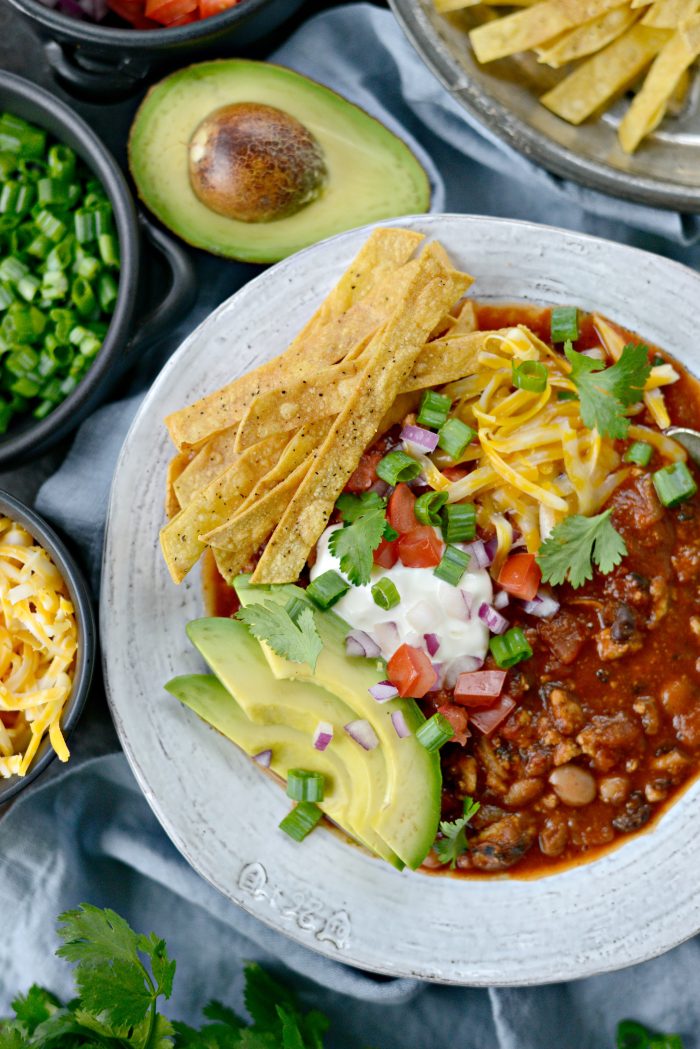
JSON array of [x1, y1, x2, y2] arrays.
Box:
[[641, 0, 698, 27], [540, 25, 669, 124], [537, 5, 639, 66], [619, 15, 700, 152], [208, 460, 311, 567], [160, 432, 288, 584], [165, 452, 192, 519], [470, 0, 629, 63], [235, 329, 496, 450], [174, 429, 240, 507], [436, 0, 538, 10], [164, 228, 424, 451], [251, 244, 474, 584]]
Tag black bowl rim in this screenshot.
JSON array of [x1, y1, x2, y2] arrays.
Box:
[[5, 0, 277, 46], [0, 69, 140, 464], [0, 488, 95, 804]]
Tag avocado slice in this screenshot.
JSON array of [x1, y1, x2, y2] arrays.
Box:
[[166, 673, 369, 853], [128, 60, 431, 263], [185, 617, 402, 869], [234, 577, 441, 870]]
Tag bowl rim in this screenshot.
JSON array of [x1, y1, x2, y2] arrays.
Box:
[[101, 211, 700, 985], [0, 488, 95, 803], [6, 0, 280, 45], [388, 0, 700, 214], [0, 69, 140, 465]]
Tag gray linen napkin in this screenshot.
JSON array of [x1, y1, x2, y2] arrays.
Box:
[[2, 5, 700, 1047]]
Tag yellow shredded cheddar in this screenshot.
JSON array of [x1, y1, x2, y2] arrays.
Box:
[[0, 517, 77, 777]]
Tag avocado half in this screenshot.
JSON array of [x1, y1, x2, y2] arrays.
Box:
[[128, 60, 431, 263]]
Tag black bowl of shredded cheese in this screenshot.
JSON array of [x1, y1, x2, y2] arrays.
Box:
[[0, 488, 94, 802]]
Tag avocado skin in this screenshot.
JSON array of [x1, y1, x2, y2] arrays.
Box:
[[128, 60, 431, 263], [185, 616, 403, 869], [233, 576, 442, 871]]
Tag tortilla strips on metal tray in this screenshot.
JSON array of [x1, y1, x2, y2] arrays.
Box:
[[160, 432, 289, 583], [234, 329, 496, 451], [250, 242, 474, 584], [164, 228, 425, 451]]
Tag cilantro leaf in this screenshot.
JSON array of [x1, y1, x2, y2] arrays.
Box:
[[139, 933, 177, 998], [537, 509, 627, 588], [74, 958, 155, 1031], [243, 964, 301, 1032], [328, 509, 387, 586], [335, 491, 386, 523], [0, 1023, 25, 1049], [10, 985, 61, 1034], [202, 1001, 245, 1030], [236, 603, 322, 671], [565, 341, 651, 439], [56, 905, 142, 968], [433, 798, 480, 869]]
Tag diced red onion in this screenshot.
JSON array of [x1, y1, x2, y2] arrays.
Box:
[[313, 722, 333, 751], [428, 662, 444, 691], [401, 424, 439, 455], [460, 589, 473, 618], [521, 591, 561, 618], [391, 710, 411, 739], [370, 479, 390, 497], [374, 621, 400, 654], [369, 681, 399, 703], [344, 719, 379, 751], [478, 602, 509, 635], [444, 655, 484, 689], [345, 629, 381, 659], [470, 696, 517, 736], [464, 539, 491, 569], [484, 537, 499, 562], [493, 589, 510, 610], [253, 750, 272, 767], [424, 632, 440, 656]]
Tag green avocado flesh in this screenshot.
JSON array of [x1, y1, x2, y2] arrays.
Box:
[[128, 60, 431, 263], [234, 577, 442, 870]]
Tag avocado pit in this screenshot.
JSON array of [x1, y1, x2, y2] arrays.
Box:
[[188, 102, 328, 224]]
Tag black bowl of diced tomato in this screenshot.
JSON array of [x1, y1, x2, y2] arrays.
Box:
[[4, 0, 307, 102]]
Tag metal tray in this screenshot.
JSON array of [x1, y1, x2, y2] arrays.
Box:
[[390, 0, 700, 213]]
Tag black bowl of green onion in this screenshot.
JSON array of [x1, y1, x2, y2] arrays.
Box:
[[0, 70, 195, 467]]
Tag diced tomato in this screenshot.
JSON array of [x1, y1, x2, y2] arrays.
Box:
[[497, 553, 542, 602], [470, 696, 517, 736], [397, 526, 443, 568], [145, 0, 196, 23], [454, 670, 507, 709], [167, 9, 197, 21], [199, 0, 239, 14], [443, 466, 470, 483], [437, 704, 470, 746], [345, 449, 385, 492], [106, 0, 160, 25], [387, 483, 417, 533], [374, 537, 399, 569], [387, 644, 435, 699]]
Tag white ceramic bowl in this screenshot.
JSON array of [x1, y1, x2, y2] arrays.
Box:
[[101, 214, 700, 985]]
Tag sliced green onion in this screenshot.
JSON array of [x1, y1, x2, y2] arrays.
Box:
[[0, 399, 13, 432], [0, 256, 28, 283], [35, 209, 66, 243], [416, 712, 454, 752], [652, 462, 698, 508], [74, 208, 96, 244], [550, 306, 579, 343], [97, 272, 118, 312], [512, 359, 548, 393], [278, 801, 323, 842], [41, 269, 68, 301], [376, 449, 422, 485], [441, 502, 476, 543], [10, 375, 39, 398], [71, 277, 95, 316], [414, 489, 448, 525], [371, 577, 400, 611], [45, 236, 74, 272], [489, 626, 533, 669], [286, 769, 325, 803], [74, 252, 100, 281], [437, 417, 475, 459], [417, 389, 452, 430], [93, 203, 113, 236], [77, 334, 101, 358], [0, 283, 14, 310], [5, 345, 38, 376], [37, 178, 69, 207], [434, 544, 470, 586], [0, 116, 45, 160], [26, 233, 51, 260], [307, 569, 349, 609], [98, 232, 119, 267], [17, 273, 40, 302], [47, 144, 76, 181], [623, 441, 653, 467]]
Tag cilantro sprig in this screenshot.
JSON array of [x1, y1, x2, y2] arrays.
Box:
[[335, 490, 386, 523], [537, 509, 627, 589], [236, 601, 322, 671], [0, 905, 333, 1049], [328, 507, 387, 587], [565, 340, 651, 439], [433, 797, 480, 869]]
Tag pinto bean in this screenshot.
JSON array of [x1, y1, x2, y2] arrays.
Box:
[[598, 775, 630, 806], [539, 813, 568, 858], [470, 813, 537, 871], [503, 778, 543, 808], [549, 764, 597, 807]]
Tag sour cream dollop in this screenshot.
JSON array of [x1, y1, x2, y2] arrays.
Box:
[[311, 525, 493, 664]]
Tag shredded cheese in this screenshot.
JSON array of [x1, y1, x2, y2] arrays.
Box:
[[0, 517, 77, 776]]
